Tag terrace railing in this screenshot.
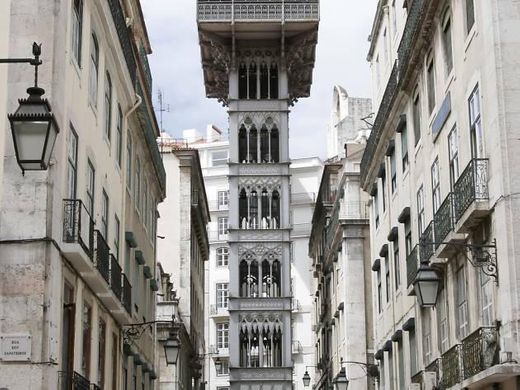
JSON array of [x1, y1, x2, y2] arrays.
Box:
[[63, 199, 94, 259]]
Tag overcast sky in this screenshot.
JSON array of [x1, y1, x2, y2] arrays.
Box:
[[141, 1, 378, 158]]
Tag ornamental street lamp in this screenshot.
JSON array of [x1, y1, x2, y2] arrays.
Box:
[[1, 43, 60, 173], [302, 370, 311, 387], [302, 360, 379, 389], [333, 368, 349, 390], [412, 262, 441, 307], [163, 332, 181, 365]]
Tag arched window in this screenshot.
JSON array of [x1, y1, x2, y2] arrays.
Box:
[[240, 258, 259, 297], [260, 126, 269, 163], [248, 62, 257, 99], [261, 189, 269, 227], [239, 63, 248, 99], [239, 125, 247, 163], [270, 126, 279, 162], [239, 189, 248, 228], [250, 190, 258, 228], [272, 260, 281, 297], [260, 63, 269, 99], [270, 63, 279, 99], [104, 71, 112, 141], [273, 327, 283, 366], [271, 190, 280, 228], [89, 33, 99, 107], [249, 126, 258, 163]]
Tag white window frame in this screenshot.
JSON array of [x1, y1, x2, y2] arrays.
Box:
[[216, 247, 229, 267], [216, 283, 229, 309], [216, 322, 229, 349]]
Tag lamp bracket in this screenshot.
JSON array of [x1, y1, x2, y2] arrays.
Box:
[[122, 317, 175, 344], [420, 239, 498, 284], [339, 360, 379, 378]]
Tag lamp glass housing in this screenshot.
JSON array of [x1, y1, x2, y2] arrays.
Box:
[[302, 371, 311, 387], [8, 87, 59, 172], [164, 337, 180, 365], [333, 368, 349, 390], [413, 265, 441, 307]]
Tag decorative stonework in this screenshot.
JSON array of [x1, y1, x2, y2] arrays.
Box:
[[238, 112, 280, 130], [236, 164, 289, 176], [199, 32, 231, 102], [238, 244, 282, 258], [234, 229, 288, 242], [286, 29, 319, 99], [230, 367, 293, 382], [229, 297, 290, 311], [239, 312, 282, 324], [238, 176, 281, 189]]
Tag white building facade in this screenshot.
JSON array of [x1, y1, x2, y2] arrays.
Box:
[[0, 1, 164, 389], [363, 1, 520, 389], [182, 126, 322, 390]]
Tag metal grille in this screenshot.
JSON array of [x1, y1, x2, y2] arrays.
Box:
[[419, 221, 434, 261], [58, 371, 91, 390], [107, 0, 136, 84], [95, 230, 110, 285], [441, 344, 462, 388], [121, 273, 132, 314], [453, 159, 489, 222], [434, 193, 454, 247], [462, 326, 498, 380], [110, 254, 122, 300], [406, 245, 420, 288], [63, 199, 94, 259]]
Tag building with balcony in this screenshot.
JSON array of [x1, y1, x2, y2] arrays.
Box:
[[157, 134, 211, 390], [175, 126, 322, 390], [196, 2, 319, 390], [362, 1, 520, 389], [309, 87, 373, 390], [0, 0, 165, 389]]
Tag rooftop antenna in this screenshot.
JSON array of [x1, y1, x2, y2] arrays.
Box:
[[157, 89, 170, 133]]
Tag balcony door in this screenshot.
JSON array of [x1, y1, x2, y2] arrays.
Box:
[[61, 283, 75, 387]]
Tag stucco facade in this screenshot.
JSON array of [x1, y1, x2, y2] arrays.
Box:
[[362, 1, 520, 389], [0, 1, 165, 389]]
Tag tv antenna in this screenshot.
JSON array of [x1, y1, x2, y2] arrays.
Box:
[[157, 89, 170, 133]]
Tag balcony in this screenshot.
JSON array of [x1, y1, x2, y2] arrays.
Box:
[[210, 304, 229, 317], [441, 344, 462, 388], [462, 327, 499, 380], [208, 200, 229, 212], [453, 159, 490, 232], [58, 371, 90, 390], [433, 193, 466, 259], [419, 221, 434, 262], [406, 245, 420, 289], [339, 201, 370, 221], [292, 298, 301, 312], [197, 0, 320, 23], [62, 199, 94, 272], [208, 230, 229, 242], [122, 273, 132, 314], [107, 0, 136, 84]]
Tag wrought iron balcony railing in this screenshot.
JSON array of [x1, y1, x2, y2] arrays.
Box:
[[107, 0, 136, 84], [462, 326, 499, 380], [453, 158, 489, 222], [110, 254, 123, 300], [197, 0, 320, 22], [406, 245, 420, 288], [434, 193, 455, 247], [63, 199, 94, 259], [121, 273, 132, 315], [441, 344, 462, 388], [139, 45, 152, 95], [419, 221, 434, 261], [95, 230, 110, 285], [58, 371, 90, 390]]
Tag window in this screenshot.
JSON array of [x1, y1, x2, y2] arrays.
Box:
[[417, 186, 426, 236], [218, 217, 228, 237], [217, 247, 229, 267], [381, 171, 386, 212], [405, 219, 412, 257], [218, 191, 228, 209], [67, 126, 78, 199], [391, 0, 397, 37], [385, 257, 390, 303], [401, 125, 409, 172], [71, 0, 83, 66], [437, 286, 449, 353], [102, 190, 109, 239], [373, 190, 380, 228], [413, 92, 421, 146], [216, 360, 229, 376], [442, 12, 453, 76], [417, 186, 425, 235], [394, 242, 400, 289], [216, 322, 229, 349], [479, 270, 494, 326], [456, 263, 469, 339], [212, 150, 228, 167], [135, 158, 141, 210], [116, 105, 123, 167], [89, 33, 99, 107], [111, 333, 118, 390], [422, 308, 432, 364], [427, 59, 436, 114], [469, 85, 484, 158], [465, 0, 475, 33], [114, 215, 120, 260], [377, 270, 382, 313], [431, 159, 441, 212], [61, 284, 75, 374], [126, 133, 132, 190], [98, 318, 106, 388], [86, 159, 95, 216], [375, 55, 380, 89], [397, 340, 405, 390], [216, 283, 229, 309], [448, 126, 459, 189], [390, 148, 397, 193], [383, 28, 388, 65], [409, 328, 418, 376], [81, 302, 92, 377], [104, 71, 112, 141]]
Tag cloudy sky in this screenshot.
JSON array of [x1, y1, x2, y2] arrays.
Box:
[[141, 0, 378, 158]]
